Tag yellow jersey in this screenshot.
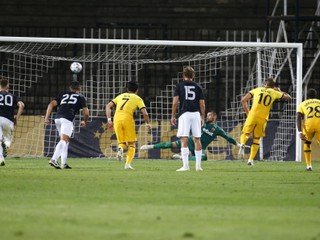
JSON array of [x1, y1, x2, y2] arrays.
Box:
[[247, 87, 284, 120], [297, 98, 320, 121], [112, 92, 146, 121]]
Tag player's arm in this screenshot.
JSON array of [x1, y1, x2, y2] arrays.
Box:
[[80, 107, 89, 127], [140, 107, 151, 129], [106, 101, 115, 128], [44, 100, 58, 125], [171, 96, 179, 126], [15, 101, 25, 125], [219, 130, 237, 145], [274, 87, 292, 100], [241, 93, 252, 116], [199, 99, 205, 126], [296, 112, 306, 141]]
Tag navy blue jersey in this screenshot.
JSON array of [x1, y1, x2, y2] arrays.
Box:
[[55, 92, 87, 121], [174, 80, 204, 115], [0, 91, 21, 122]]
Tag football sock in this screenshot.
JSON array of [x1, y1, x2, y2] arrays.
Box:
[[195, 150, 202, 167], [181, 147, 189, 168], [153, 142, 173, 149], [240, 133, 249, 144], [126, 145, 135, 165], [249, 138, 260, 160], [52, 140, 67, 161], [61, 142, 69, 166], [304, 141, 312, 167]]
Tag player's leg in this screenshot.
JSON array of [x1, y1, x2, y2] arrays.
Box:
[[312, 130, 320, 171], [60, 134, 71, 169], [1, 117, 14, 160], [114, 120, 127, 161], [0, 120, 5, 166], [248, 137, 260, 165], [247, 118, 266, 165], [193, 137, 203, 171], [123, 121, 137, 169], [50, 118, 73, 169], [303, 140, 312, 170], [125, 142, 136, 170], [49, 119, 63, 169], [240, 118, 252, 145], [176, 113, 191, 171], [58, 119, 73, 169], [191, 112, 203, 171], [239, 119, 253, 157], [140, 141, 177, 150], [304, 129, 314, 171], [178, 136, 190, 171]]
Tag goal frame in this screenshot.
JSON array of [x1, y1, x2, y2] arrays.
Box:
[[0, 36, 303, 161]]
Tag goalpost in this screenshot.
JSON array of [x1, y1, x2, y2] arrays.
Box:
[[0, 36, 303, 161]]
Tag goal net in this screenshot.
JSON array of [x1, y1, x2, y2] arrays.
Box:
[[0, 37, 302, 161]]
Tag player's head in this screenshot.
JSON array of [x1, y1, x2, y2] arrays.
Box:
[[0, 78, 9, 91], [69, 81, 81, 92], [127, 81, 139, 93], [183, 66, 195, 80], [264, 77, 276, 88], [307, 88, 317, 99], [206, 110, 217, 123]]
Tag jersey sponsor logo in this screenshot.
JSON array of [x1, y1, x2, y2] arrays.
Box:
[[202, 127, 214, 136]]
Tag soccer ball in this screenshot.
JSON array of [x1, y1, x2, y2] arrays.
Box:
[[70, 62, 82, 73]]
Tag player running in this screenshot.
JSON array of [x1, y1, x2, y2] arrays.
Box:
[[106, 80, 151, 170], [0, 78, 25, 166], [44, 81, 89, 169]]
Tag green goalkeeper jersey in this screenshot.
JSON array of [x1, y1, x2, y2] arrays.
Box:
[[175, 122, 237, 154]]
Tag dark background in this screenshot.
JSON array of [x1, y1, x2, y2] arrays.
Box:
[[0, 0, 319, 114], [0, 0, 316, 160]]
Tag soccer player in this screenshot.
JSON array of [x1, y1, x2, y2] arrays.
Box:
[[106, 80, 151, 170], [239, 77, 291, 165], [171, 66, 205, 171], [296, 88, 320, 171], [0, 78, 25, 166], [44, 81, 89, 169], [141, 110, 245, 160]]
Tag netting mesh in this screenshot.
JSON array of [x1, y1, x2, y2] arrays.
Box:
[[0, 39, 298, 160]]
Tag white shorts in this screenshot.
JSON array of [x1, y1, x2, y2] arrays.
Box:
[[54, 118, 74, 137], [0, 116, 14, 147], [177, 112, 201, 138]]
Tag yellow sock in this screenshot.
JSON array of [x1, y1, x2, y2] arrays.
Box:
[[240, 133, 249, 145], [304, 142, 312, 167], [249, 138, 260, 160], [126, 145, 135, 165]]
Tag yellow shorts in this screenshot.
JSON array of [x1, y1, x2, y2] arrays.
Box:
[[114, 119, 137, 143], [242, 116, 267, 138], [303, 119, 320, 143]]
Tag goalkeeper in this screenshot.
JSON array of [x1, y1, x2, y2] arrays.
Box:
[[140, 110, 243, 160]]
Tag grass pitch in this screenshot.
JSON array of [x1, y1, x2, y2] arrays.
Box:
[[0, 158, 319, 240]]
